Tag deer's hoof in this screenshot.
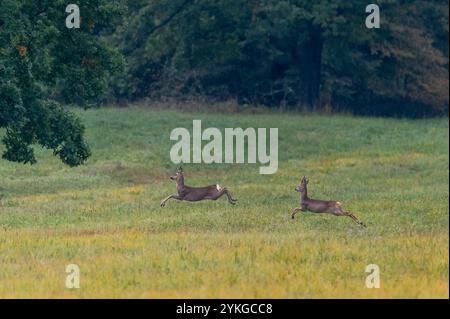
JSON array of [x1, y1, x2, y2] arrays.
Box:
[[160, 202, 165, 207]]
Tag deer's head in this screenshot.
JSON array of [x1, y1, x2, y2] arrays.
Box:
[[295, 176, 309, 192], [170, 166, 184, 183]]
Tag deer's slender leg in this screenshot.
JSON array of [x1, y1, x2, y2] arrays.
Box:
[[291, 207, 302, 219], [344, 211, 366, 227], [224, 188, 237, 203], [292, 205, 308, 219], [331, 207, 366, 227], [207, 188, 237, 204], [221, 188, 237, 204], [160, 194, 181, 207]]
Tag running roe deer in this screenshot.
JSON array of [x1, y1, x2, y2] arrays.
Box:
[[291, 176, 366, 227], [160, 167, 237, 207]]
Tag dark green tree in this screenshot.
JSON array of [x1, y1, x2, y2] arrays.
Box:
[[0, 0, 125, 166], [113, 0, 448, 116]]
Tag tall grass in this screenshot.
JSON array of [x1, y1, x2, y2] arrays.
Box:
[[0, 107, 448, 298]]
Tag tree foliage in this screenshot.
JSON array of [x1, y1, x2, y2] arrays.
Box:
[[113, 0, 448, 116], [1, 0, 447, 170], [0, 0, 125, 165]]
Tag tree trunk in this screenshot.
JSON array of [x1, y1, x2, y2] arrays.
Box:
[[298, 24, 323, 109]]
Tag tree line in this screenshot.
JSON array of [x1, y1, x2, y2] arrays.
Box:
[[110, 0, 449, 117], [0, 0, 448, 166]]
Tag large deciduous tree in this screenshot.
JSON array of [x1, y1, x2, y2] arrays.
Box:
[[113, 0, 448, 117], [0, 0, 124, 166]]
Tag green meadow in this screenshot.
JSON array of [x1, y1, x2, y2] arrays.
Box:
[[0, 107, 448, 298]]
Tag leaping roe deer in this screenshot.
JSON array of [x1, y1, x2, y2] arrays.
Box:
[[291, 176, 366, 227], [160, 167, 237, 207]]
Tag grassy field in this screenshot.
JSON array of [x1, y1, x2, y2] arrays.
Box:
[[0, 107, 448, 298]]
